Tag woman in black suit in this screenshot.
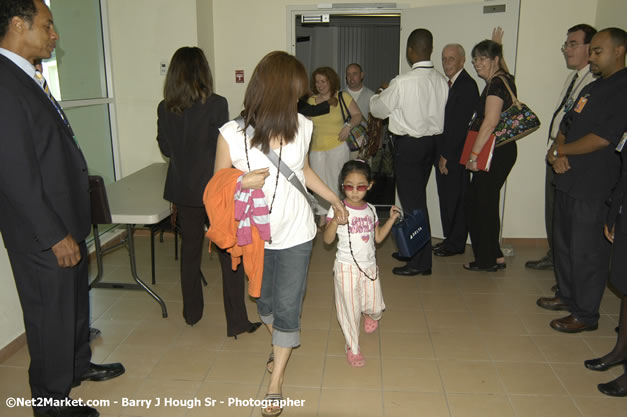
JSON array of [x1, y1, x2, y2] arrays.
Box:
[[157, 47, 260, 336]]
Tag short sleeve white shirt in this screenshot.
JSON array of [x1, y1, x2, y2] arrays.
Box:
[[219, 114, 316, 249], [328, 202, 379, 267], [369, 61, 448, 138]]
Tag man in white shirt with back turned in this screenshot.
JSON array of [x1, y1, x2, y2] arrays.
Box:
[[370, 28, 448, 276]]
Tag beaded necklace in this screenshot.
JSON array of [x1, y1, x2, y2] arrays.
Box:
[[243, 133, 282, 214], [344, 201, 378, 281]]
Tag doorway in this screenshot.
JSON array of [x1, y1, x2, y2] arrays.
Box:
[[294, 14, 400, 92]]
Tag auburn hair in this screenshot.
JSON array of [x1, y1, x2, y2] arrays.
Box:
[[242, 51, 308, 153], [311, 66, 340, 97]]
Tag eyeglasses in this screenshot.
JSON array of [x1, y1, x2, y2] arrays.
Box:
[[342, 184, 368, 192], [471, 56, 489, 65], [561, 42, 584, 52]]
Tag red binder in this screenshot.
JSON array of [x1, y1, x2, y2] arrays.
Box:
[[459, 130, 495, 172]]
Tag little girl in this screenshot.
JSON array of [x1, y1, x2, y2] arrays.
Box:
[[324, 160, 400, 367]]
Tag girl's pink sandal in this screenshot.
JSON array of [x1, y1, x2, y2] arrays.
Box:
[[346, 348, 366, 367], [364, 315, 378, 333]]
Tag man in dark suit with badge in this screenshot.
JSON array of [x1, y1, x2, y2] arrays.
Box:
[[433, 44, 479, 257], [526, 24, 597, 273], [539, 28, 626, 333], [0, 1, 123, 416]]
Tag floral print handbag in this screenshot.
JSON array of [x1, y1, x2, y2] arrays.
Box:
[[493, 76, 541, 147], [338, 92, 368, 152]]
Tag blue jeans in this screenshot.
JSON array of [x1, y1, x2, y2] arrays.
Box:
[[257, 239, 313, 347]]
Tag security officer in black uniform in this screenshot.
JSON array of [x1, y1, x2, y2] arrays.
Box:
[[537, 27, 627, 333]]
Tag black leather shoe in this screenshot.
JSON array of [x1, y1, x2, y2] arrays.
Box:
[[392, 266, 432, 276], [34, 404, 99, 417], [88, 327, 101, 342], [536, 296, 569, 311], [525, 255, 553, 270], [598, 378, 627, 397], [496, 262, 506, 270], [584, 357, 627, 372], [432, 241, 445, 250], [247, 322, 262, 333], [232, 321, 263, 339], [462, 262, 497, 272], [550, 314, 598, 333], [392, 252, 411, 262], [73, 362, 125, 387], [433, 247, 464, 257]]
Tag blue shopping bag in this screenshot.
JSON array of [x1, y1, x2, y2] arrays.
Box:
[[392, 209, 430, 258]]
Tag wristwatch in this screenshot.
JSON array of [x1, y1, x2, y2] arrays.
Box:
[[552, 147, 559, 158]]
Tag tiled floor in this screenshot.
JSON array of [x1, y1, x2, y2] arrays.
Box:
[[1, 232, 625, 417]]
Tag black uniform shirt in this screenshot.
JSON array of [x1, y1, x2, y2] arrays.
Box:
[[555, 68, 627, 200]]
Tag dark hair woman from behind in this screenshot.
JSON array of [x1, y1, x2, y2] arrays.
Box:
[[163, 47, 213, 113], [157, 47, 261, 335], [462, 39, 517, 271], [214, 51, 347, 417]]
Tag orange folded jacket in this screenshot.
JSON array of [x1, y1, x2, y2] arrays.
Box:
[[203, 168, 264, 298]]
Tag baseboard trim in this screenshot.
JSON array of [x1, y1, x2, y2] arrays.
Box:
[[0, 333, 26, 364]]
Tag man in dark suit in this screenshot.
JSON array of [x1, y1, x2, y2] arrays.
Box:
[[433, 44, 479, 256], [0, 1, 123, 416]]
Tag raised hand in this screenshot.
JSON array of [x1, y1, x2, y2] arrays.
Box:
[[492, 26, 504, 44]]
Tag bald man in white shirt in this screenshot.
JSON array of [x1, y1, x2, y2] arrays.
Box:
[[345, 63, 374, 119]]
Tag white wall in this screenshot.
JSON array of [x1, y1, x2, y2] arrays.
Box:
[[505, 0, 598, 237], [196, 0, 216, 80], [595, 0, 627, 30], [106, 0, 198, 177]]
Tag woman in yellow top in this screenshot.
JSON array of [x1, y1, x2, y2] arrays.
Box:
[[308, 67, 362, 223]]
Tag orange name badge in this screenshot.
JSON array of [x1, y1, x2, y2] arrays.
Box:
[[574, 96, 588, 113]]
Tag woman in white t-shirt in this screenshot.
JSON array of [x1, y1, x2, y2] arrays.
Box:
[[214, 51, 347, 417]]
